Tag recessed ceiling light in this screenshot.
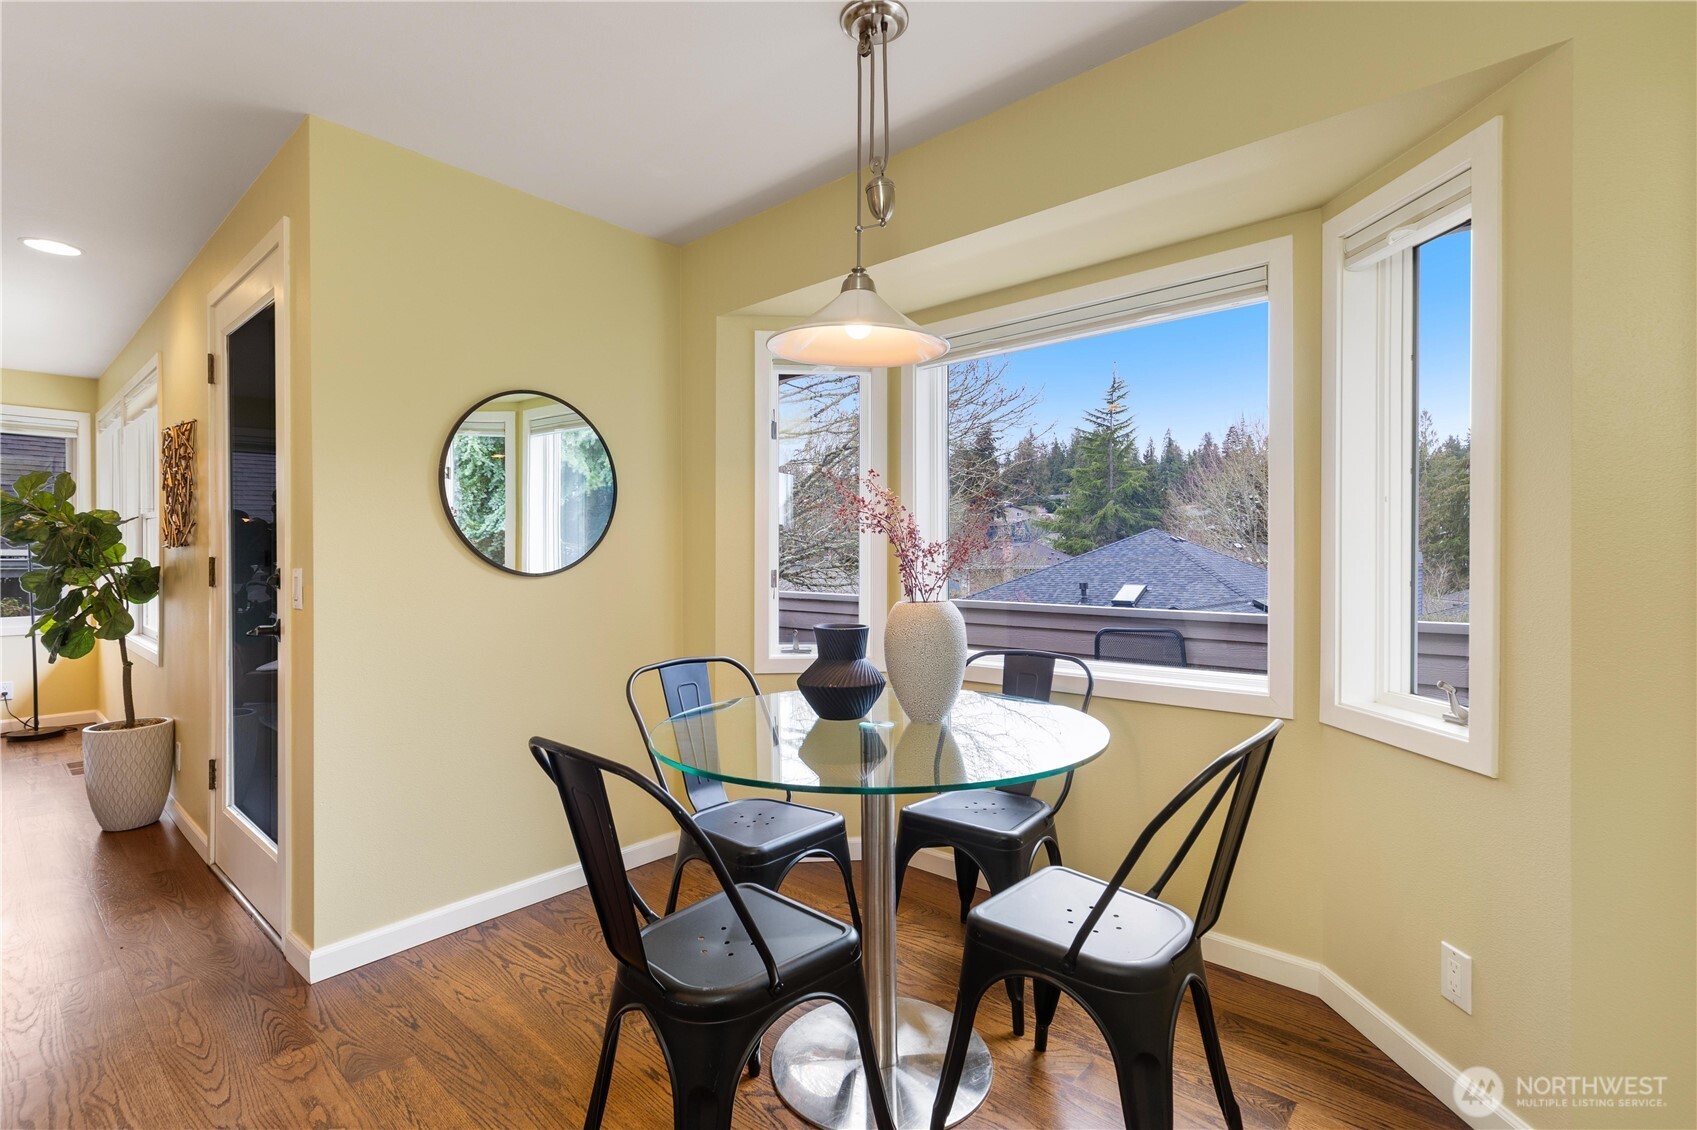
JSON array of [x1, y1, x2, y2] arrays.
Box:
[[20, 237, 82, 257]]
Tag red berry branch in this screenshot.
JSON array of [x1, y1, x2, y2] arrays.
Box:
[[831, 470, 991, 603]]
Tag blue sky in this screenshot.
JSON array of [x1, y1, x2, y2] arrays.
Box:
[[957, 232, 1472, 453]]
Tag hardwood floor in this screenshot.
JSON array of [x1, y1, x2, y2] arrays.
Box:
[[3, 730, 1461, 1129]]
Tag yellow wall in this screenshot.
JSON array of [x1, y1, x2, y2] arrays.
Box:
[[0, 369, 103, 720], [93, 120, 314, 930], [679, 4, 1694, 1125], [305, 120, 682, 945]]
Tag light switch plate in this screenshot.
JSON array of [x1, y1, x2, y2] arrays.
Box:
[[292, 568, 304, 610]]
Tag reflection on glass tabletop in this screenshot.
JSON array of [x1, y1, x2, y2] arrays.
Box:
[[646, 689, 1110, 796]]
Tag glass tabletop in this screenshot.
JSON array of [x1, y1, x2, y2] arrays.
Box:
[[646, 689, 1110, 796]]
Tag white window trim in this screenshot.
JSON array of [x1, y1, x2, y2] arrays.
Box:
[[903, 237, 1296, 718], [96, 354, 163, 664], [1, 403, 93, 637], [1321, 117, 1501, 776], [753, 338, 888, 674]]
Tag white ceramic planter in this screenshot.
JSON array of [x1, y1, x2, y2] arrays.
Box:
[[884, 600, 968, 724], [82, 717, 174, 832]]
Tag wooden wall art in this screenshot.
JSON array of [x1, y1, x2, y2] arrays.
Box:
[[161, 420, 196, 548]]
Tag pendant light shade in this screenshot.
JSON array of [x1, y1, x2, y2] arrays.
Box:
[[768, 268, 949, 366], [768, 1, 949, 368]]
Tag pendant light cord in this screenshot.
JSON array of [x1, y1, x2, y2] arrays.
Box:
[[855, 25, 865, 270]]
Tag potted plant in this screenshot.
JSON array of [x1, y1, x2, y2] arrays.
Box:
[[1, 471, 169, 831], [833, 470, 990, 723]]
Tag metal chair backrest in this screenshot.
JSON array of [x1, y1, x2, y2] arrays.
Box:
[[966, 648, 1094, 805], [1062, 719, 1281, 969], [627, 656, 762, 812], [1093, 627, 1188, 668], [528, 736, 781, 992]]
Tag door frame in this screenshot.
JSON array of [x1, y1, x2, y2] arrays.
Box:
[[205, 218, 291, 944]]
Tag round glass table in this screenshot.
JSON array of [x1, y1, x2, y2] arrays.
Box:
[[646, 689, 1110, 1129]]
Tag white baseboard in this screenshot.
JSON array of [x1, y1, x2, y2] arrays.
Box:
[[1203, 933, 1532, 1129], [0, 708, 103, 735], [846, 836, 989, 889], [164, 792, 210, 862], [280, 833, 1524, 1127], [294, 831, 680, 983]]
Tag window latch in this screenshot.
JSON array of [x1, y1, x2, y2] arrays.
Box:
[[1436, 681, 1469, 727]]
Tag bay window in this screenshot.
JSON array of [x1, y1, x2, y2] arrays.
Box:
[[905, 239, 1294, 715], [1321, 118, 1501, 774], [753, 342, 885, 672]]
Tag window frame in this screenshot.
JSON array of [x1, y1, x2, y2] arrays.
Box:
[[1320, 118, 1501, 776], [753, 339, 887, 674], [96, 354, 163, 664], [1, 403, 93, 637], [903, 237, 1296, 718]]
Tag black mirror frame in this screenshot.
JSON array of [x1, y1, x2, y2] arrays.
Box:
[[438, 389, 618, 578]]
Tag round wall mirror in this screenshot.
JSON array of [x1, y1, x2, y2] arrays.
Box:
[[440, 391, 616, 575]]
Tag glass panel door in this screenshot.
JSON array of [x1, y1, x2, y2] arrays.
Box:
[[226, 305, 278, 842]]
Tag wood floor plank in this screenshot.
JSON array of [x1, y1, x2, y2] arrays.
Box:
[[2, 730, 1464, 1129]]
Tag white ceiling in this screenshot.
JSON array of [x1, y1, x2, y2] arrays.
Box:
[[1, 1, 1231, 378]]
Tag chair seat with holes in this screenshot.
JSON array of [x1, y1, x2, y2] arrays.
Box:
[[899, 789, 1053, 845], [967, 867, 1193, 985], [693, 798, 846, 861], [644, 884, 860, 1011]]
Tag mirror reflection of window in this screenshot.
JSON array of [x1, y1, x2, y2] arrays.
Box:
[[441, 392, 615, 575]]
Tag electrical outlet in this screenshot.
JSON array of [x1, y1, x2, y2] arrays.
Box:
[[1441, 941, 1473, 1013], [0, 681, 12, 701], [175, 742, 182, 773]]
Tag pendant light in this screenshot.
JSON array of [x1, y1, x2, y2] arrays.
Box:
[[768, 1, 949, 367]]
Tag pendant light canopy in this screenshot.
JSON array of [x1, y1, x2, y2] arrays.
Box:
[[768, 1, 949, 368]]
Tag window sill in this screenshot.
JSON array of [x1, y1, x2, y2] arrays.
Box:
[[1320, 696, 1494, 777], [126, 635, 161, 667], [755, 653, 818, 676]]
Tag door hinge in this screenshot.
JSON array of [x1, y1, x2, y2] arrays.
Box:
[[207, 758, 216, 790], [207, 352, 216, 384], [770, 412, 777, 440], [208, 556, 217, 587], [770, 568, 777, 591]]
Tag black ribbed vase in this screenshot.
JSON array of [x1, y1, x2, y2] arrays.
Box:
[[796, 623, 887, 721]]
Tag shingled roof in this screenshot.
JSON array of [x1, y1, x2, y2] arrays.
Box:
[[969, 528, 1268, 614]]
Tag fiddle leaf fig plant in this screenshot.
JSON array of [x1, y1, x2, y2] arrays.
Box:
[[0, 470, 159, 728]]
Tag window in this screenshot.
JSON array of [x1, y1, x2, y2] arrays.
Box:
[[96, 356, 162, 662], [1, 405, 92, 636], [1321, 118, 1500, 775], [754, 339, 885, 671], [906, 239, 1295, 715], [523, 402, 613, 573]]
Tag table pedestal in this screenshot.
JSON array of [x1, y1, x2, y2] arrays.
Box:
[[771, 792, 992, 1129]]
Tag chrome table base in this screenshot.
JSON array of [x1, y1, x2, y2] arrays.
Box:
[[771, 791, 991, 1129], [772, 998, 991, 1129]]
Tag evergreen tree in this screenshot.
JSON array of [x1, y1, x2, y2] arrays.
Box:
[[1047, 368, 1159, 555]]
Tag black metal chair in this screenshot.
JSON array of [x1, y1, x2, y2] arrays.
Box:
[[528, 737, 895, 1130], [628, 657, 859, 929], [1094, 627, 1188, 667], [892, 648, 1095, 1037], [929, 720, 1282, 1130]]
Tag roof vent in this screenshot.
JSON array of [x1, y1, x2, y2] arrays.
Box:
[[1078, 582, 1089, 603], [1111, 584, 1146, 608]]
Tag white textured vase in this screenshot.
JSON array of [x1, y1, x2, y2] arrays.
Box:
[[82, 717, 174, 832], [884, 600, 968, 725]]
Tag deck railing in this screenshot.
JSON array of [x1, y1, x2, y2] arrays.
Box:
[[779, 589, 1470, 698]]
